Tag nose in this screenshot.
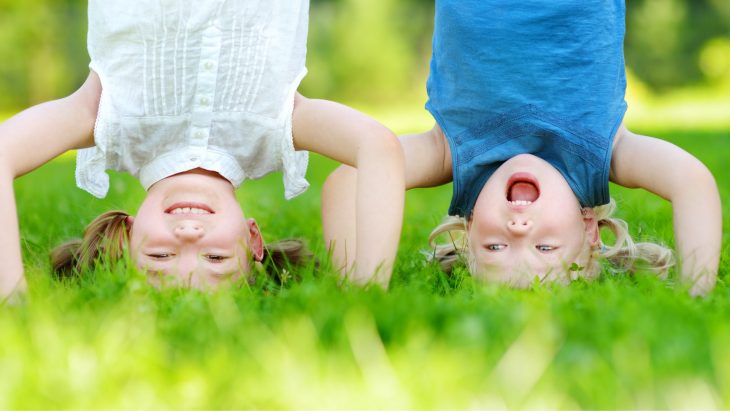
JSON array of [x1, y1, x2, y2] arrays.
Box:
[[174, 220, 205, 241], [507, 216, 532, 235]]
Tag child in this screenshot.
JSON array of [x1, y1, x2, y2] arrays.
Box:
[[322, 0, 721, 295], [0, 0, 405, 297]]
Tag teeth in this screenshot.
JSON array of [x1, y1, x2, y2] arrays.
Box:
[[509, 200, 532, 206], [170, 207, 210, 215]]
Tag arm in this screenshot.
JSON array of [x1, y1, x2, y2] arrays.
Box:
[[292, 94, 405, 287], [0, 72, 100, 298], [321, 124, 453, 281], [610, 127, 721, 296]]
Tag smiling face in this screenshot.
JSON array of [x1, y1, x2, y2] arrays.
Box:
[[467, 154, 599, 287], [129, 169, 263, 288]]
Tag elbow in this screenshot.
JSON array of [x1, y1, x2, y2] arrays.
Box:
[[352, 124, 404, 187], [376, 128, 404, 162], [363, 128, 404, 178], [682, 157, 719, 198], [359, 122, 403, 163], [659, 151, 719, 203]]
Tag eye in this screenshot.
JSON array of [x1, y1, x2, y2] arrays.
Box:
[[536, 245, 556, 252], [204, 255, 230, 263], [147, 253, 173, 260], [485, 244, 506, 251]]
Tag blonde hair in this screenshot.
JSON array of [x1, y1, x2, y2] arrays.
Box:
[[50, 210, 313, 281], [428, 199, 674, 280]]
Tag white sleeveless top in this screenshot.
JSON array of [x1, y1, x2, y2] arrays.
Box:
[[76, 0, 310, 199]]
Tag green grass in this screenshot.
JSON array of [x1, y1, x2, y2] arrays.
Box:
[[2, 106, 730, 409]]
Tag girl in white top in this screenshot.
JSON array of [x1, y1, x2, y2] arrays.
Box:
[[0, 0, 405, 297]]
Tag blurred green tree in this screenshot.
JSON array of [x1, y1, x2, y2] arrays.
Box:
[[0, 0, 88, 108], [302, 0, 433, 102], [625, 0, 730, 90]]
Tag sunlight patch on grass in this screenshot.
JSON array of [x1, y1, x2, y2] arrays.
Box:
[[349, 101, 434, 135], [624, 72, 730, 131], [626, 91, 730, 131]]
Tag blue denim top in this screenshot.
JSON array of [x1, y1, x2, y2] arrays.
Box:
[[426, 0, 627, 217]]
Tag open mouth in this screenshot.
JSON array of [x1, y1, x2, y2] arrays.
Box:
[[165, 202, 214, 215], [506, 172, 540, 205]]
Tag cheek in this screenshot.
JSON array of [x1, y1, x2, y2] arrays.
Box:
[[129, 215, 163, 243], [467, 212, 502, 240], [128, 227, 161, 258], [467, 244, 505, 282], [572, 243, 595, 267], [213, 228, 249, 251], [544, 210, 586, 238], [128, 229, 144, 254], [214, 214, 248, 239]]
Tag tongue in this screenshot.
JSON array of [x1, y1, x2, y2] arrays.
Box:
[[509, 182, 539, 202]]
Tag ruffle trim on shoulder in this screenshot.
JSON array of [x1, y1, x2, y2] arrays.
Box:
[[75, 80, 113, 199], [280, 101, 309, 200], [75, 148, 110, 199], [280, 69, 310, 200]]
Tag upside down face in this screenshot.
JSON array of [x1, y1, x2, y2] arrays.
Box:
[[128, 169, 263, 288], [467, 154, 599, 287]]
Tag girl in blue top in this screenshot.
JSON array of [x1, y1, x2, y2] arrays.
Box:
[[323, 0, 721, 295]]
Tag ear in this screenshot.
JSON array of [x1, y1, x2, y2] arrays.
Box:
[[125, 215, 135, 235], [247, 218, 264, 262], [581, 208, 600, 247]]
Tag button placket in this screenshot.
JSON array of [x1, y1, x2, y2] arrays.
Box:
[[190, 25, 222, 151]]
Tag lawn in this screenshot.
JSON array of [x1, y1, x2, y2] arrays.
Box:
[[1, 103, 729, 409]]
